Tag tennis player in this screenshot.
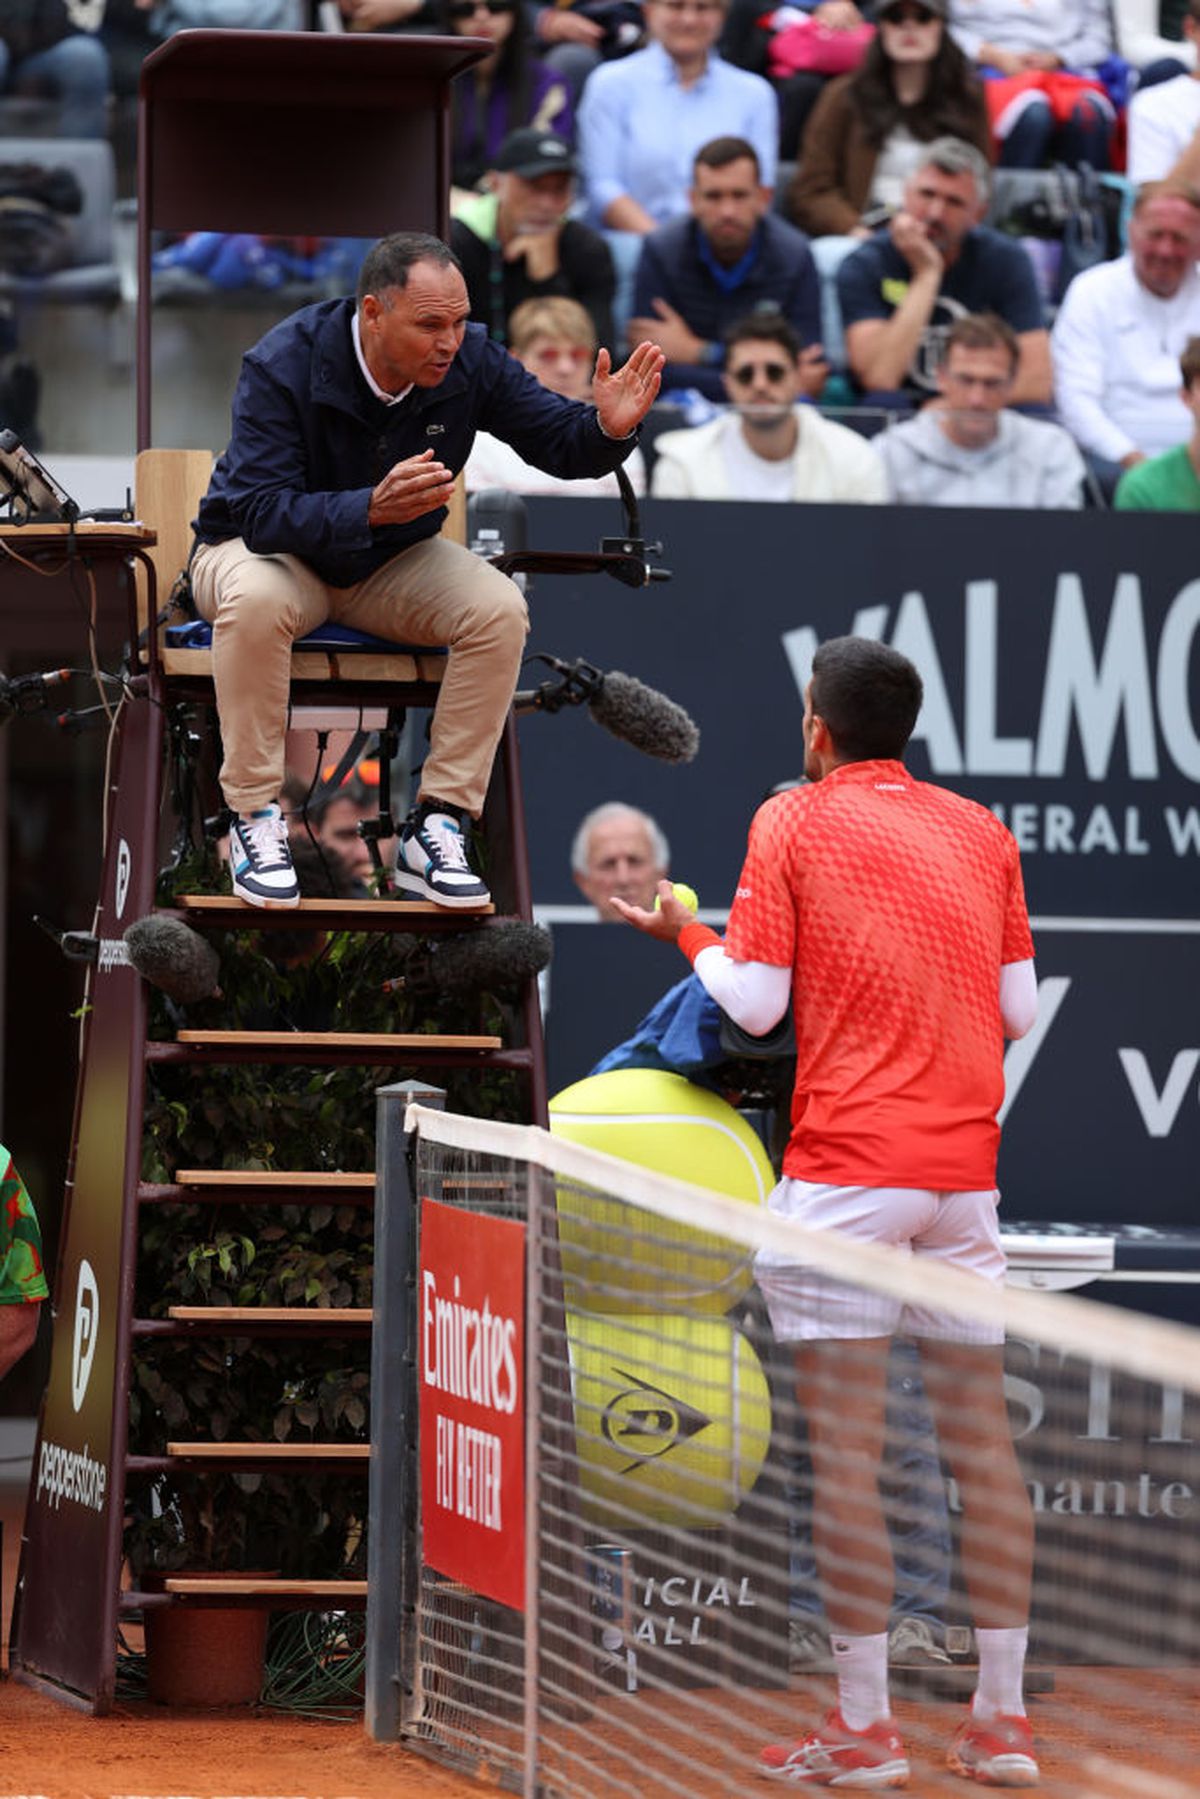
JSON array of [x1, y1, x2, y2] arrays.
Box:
[[613, 634, 1040, 1788]]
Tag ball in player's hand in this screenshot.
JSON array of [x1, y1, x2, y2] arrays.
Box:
[[654, 882, 699, 915]]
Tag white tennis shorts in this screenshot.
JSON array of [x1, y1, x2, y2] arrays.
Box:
[[754, 1179, 1007, 1346]]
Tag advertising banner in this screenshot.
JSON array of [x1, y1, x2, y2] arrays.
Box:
[[419, 1198, 526, 1611], [519, 501, 1200, 1235], [14, 696, 158, 1707]]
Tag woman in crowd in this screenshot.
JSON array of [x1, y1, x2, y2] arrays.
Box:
[[946, 0, 1116, 168], [445, 0, 574, 192], [789, 0, 990, 237]]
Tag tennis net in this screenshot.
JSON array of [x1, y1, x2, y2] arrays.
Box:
[[369, 1098, 1200, 1799]]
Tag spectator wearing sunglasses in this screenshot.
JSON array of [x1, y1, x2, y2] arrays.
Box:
[[444, 0, 574, 193], [465, 295, 647, 491], [452, 127, 616, 349], [790, 0, 991, 239], [578, 0, 778, 334], [790, 0, 991, 370], [628, 135, 824, 400], [649, 311, 887, 497]]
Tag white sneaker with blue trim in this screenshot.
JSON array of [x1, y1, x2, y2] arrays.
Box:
[[394, 802, 490, 908], [229, 803, 300, 909]]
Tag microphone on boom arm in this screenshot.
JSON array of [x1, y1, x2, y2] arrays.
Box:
[[514, 656, 699, 764]]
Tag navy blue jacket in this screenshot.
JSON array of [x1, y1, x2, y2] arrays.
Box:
[[633, 213, 822, 369], [196, 298, 634, 588]]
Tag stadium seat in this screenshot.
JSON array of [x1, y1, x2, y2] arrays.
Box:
[[0, 136, 121, 308]]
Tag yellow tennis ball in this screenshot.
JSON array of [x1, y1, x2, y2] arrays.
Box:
[[654, 882, 699, 914], [568, 1310, 773, 1527], [549, 1069, 774, 1314]]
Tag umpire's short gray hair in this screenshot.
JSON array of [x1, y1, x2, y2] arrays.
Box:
[[571, 803, 670, 876], [917, 135, 991, 202]]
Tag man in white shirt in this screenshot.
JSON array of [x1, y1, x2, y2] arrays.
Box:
[[465, 296, 647, 498], [650, 313, 887, 501], [1050, 181, 1200, 495], [1128, 1, 1200, 184], [879, 313, 1087, 507]]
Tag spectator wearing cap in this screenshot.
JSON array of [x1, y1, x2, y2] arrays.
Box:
[[649, 312, 887, 499], [877, 312, 1086, 505], [628, 135, 824, 400], [788, 0, 992, 239], [452, 127, 616, 348], [466, 295, 647, 492]]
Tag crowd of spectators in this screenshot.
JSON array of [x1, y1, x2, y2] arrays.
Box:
[[8, 0, 1200, 508]]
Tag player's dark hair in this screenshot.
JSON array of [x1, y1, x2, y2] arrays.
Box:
[[1182, 334, 1200, 388], [811, 636, 923, 762], [357, 233, 459, 307]]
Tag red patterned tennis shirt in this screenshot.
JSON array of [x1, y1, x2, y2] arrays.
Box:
[[723, 760, 1033, 1191]]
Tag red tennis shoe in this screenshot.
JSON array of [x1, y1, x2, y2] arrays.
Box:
[[759, 1709, 909, 1786], [947, 1712, 1039, 1786]]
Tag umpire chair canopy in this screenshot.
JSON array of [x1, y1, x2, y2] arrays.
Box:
[[136, 28, 488, 446]]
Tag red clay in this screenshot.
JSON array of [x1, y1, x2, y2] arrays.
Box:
[[0, 1669, 1196, 1798]]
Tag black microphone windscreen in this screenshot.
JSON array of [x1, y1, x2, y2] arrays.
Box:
[[589, 670, 700, 764], [124, 915, 222, 1005], [427, 922, 552, 997]]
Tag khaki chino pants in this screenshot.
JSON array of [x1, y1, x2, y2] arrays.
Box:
[[191, 534, 528, 818]]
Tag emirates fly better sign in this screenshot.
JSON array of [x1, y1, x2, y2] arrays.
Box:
[[419, 1199, 526, 1610]]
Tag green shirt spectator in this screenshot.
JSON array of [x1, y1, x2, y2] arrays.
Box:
[[1115, 329, 1200, 508], [0, 1144, 48, 1379], [1115, 442, 1200, 508]]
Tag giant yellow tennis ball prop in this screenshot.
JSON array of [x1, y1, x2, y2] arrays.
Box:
[[568, 1310, 772, 1527], [549, 1069, 774, 1314]]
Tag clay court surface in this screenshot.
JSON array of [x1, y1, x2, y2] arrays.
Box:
[[0, 1671, 1196, 1798], [3, 1451, 1196, 1799]]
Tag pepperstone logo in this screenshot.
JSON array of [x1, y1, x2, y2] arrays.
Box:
[[114, 838, 131, 920], [601, 1368, 712, 1476], [72, 1258, 99, 1413]]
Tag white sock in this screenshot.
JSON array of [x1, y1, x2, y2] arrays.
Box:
[[831, 1630, 890, 1730], [973, 1625, 1028, 1720]]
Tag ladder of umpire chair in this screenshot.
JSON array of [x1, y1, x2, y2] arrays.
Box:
[[12, 28, 553, 1713], [10, 441, 549, 1710], [129, 444, 551, 1500]]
